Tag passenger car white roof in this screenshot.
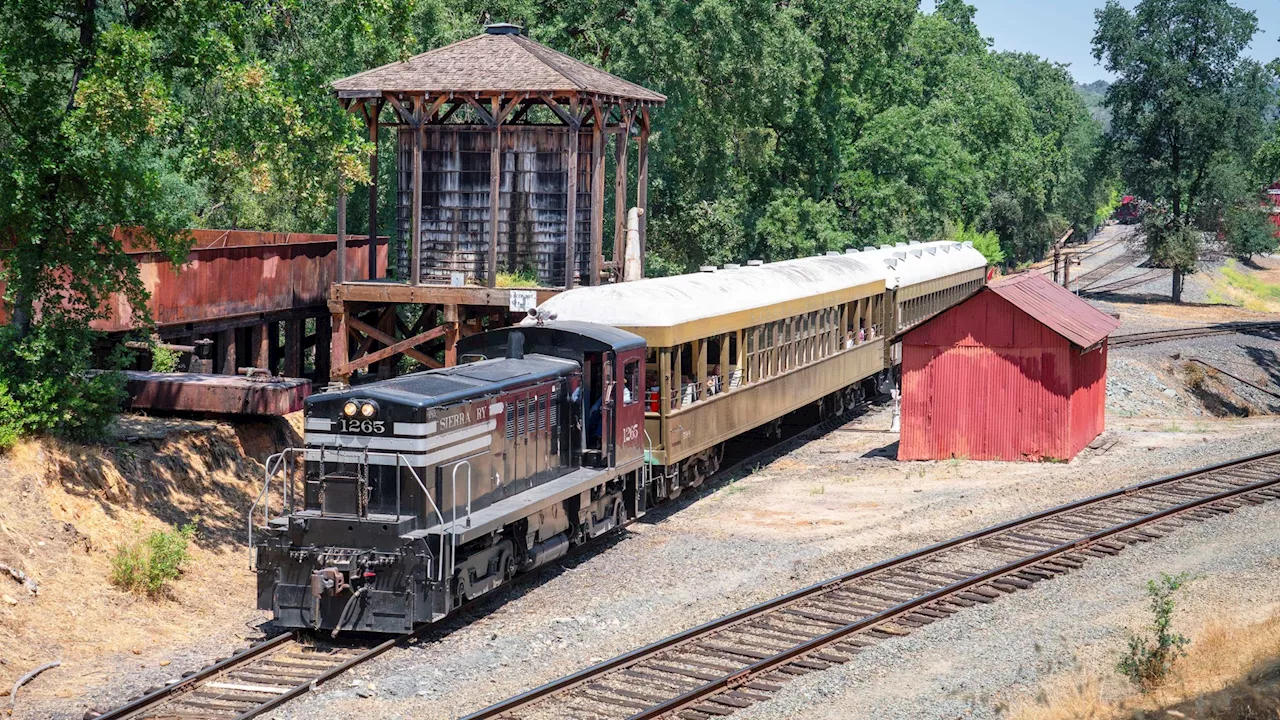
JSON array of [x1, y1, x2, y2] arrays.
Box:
[[530, 240, 987, 345], [851, 240, 988, 290]]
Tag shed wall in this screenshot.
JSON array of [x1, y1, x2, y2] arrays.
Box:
[[899, 291, 1079, 461], [1069, 343, 1108, 458]]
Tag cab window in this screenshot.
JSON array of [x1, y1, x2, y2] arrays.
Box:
[[623, 359, 640, 405]]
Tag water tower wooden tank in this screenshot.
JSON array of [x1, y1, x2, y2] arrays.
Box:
[[327, 24, 664, 382]]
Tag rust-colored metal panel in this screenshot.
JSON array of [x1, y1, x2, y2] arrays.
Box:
[[900, 289, 1107, 462], [84, 229, 387, 331], [989, 272, 1120, 349], [124, 371, 310, 415]]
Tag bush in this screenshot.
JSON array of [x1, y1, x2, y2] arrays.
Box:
[[1117, 572, 1193, 689], [151, 342, 181, 372], [110, 522, 197, 596], [0, 322, 127, 447], [950, 222, 1005, 265]]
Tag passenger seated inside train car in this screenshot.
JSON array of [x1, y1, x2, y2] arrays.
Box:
[[707, 364, 722, 396]]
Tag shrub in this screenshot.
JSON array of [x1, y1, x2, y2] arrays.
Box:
[[1224, 203, 1279, 260], [110, 522, 197, 596], [0, 323, 128, 447], [950, 222, 1005, 265], [1117, 572, 1193, 689], [150, 343, 181, 372]]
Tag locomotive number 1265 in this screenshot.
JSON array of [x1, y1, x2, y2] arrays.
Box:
[[339, 419, 386, 434]]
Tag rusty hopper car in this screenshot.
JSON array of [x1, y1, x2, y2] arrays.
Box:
[[252, 322, 646, 634], [532, 240, 988, 497]]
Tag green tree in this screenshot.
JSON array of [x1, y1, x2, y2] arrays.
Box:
[[0, 0, 411, 442], [1093, 0, 1277, 301], [1223, 202, 1279, 260]]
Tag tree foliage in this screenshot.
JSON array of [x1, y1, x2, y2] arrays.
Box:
[[1094, 0, 1278, 300], [0, 0, 1116, 441]]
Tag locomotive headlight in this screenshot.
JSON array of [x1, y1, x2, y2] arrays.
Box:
[[360, 402, 376, 417], [343, 401, 358, 417]]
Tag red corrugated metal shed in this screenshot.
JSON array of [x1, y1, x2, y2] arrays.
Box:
[[899, 273, 1120, 462]]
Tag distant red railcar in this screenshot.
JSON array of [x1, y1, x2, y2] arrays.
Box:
[[1114, 195, 1140, 224], [899, 273, 1119, 462]]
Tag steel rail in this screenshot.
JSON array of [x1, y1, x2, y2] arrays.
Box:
[[460, 449, 1280, 720], [91, 632, 297, 720], [1110, 321, 1280, 348]]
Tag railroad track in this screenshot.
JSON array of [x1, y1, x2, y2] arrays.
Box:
[[1080, 267, 1169, 296], [462, 450, 1280, 720], [87, 399, 884, 720], [1109, 321, 1280, 348], [90, 632, 394, 720]]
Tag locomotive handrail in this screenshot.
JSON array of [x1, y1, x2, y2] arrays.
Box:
[[249, 447, 304, 570]]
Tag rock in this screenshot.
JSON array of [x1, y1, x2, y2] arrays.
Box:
[[2, 594, 17, 605], [356, 688, 373, 698], [159, 660, 171, 667]]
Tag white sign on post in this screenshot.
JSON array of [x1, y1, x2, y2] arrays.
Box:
[[508, 289, 537, 313], [450, 271, 466, 287]]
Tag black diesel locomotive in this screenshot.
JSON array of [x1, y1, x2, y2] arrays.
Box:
[[253, 322, 648, 634]]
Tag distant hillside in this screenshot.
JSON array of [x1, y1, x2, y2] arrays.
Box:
[[1075, 80, 1112, 130]]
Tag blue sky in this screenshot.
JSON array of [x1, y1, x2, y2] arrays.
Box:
[[920, 0, 1280, 83]]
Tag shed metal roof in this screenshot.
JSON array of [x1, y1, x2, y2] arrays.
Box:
[[988, 272, 1120, 349], [331, 29, 666, 104]]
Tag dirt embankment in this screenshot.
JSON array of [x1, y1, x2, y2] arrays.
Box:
[[0, 415, 299, 708]]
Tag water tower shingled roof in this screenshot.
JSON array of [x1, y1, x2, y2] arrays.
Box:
[[330, 26, 666, 103]]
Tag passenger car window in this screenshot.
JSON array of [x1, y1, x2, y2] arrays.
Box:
[[623, 359, 640, 405]]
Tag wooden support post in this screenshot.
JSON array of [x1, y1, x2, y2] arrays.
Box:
[[368, 99, 380, 280], [377, 305, 396, 379], [718, 333, 730, 388], [251, 322, 270, 371], [336, 184, 347, 284], [613, 110, 630, 275], [284, 319, 303, 377], [590, 109, 605, 285], [637, 108, 650, 277], [410, 96, 423, 286], [443, 304, 460, 366], [315, 314, 331, 382], [488, 97, 501, 288], [218, 329, 236, 375], [330, 304, 349, 383], [696, 338, 707, 399], [565, 126, 579, 288]]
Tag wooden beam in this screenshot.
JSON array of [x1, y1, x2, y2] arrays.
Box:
[[331, 283, 559, 306], [436, 102, 463, 124], [347, 315, 439, 368], [565, 124, 579, 288], [367, 98, 382, 280], [336, 324, 447, 376], [329, 303, 349, 383], [614, 107, 631, 274], [284, 318, 303, 377], [540, 93, 575, 126], [637, 107, 650, 276], [424, 94, 449, 122], [384, 93, 413, 124], [488, 96, 501, 289], [463, 95, 495, 126], [336, 183, 347, 283], [590, 99, 605, 286], [443, 304, 460, 366], [410, 96, 423, 285]]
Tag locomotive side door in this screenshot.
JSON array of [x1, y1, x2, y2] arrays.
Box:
[[600, 353, 615, 468]]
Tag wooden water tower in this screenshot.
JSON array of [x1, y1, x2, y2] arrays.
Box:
[[327, 24, 665, 383]]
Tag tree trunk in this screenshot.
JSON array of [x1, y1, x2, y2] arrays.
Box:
[[1172, 268, 1184, 304]]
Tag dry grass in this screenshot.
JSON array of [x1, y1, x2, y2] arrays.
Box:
[[0, 417, 298, 702], [1010, 613, 1280, 720]]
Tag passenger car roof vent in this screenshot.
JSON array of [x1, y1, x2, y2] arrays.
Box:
[[699, 265, 717, 273], [747, 259, 764, 266], [723, 263, 741, 269]]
